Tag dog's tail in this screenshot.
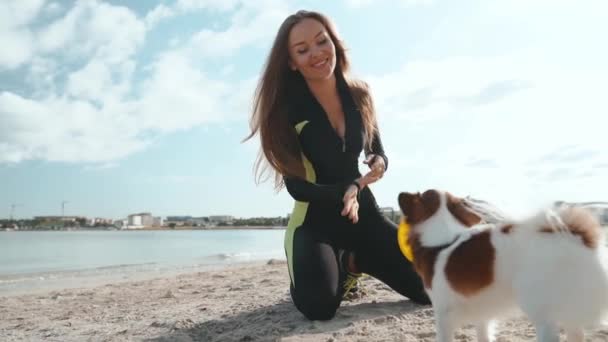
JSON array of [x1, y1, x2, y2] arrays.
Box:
[[528, 205, 605, 249]]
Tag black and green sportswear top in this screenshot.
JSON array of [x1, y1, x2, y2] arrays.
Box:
[[284, 75, 388, 211]]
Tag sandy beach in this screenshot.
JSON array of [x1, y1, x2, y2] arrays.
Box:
[[1, 260, 608, 342]]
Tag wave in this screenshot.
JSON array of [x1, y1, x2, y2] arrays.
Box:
[[203, 250, 283, 262], [0, 276, 46, 285], [0, 262, 162, 285], [94, 262, 157, 271]]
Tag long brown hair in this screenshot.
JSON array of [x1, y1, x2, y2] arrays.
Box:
[[244, 10, 378, 190]]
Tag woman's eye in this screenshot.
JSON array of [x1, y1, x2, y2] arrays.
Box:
[[297, 49, 308, 54], [318, 38, 328, 45]]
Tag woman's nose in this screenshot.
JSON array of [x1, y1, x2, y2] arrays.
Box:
[[311, 45, 322, 58]]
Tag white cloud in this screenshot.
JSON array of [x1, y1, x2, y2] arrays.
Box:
[[370, 48, 608, 214], [345, 0, 432, 9], [0, 0, 46, 69], [0, 91, 147, 163], [133, 0, 284, 130], [0, 0, 150, 164], [526, 145, 606, 182], [0, 0, 281, 165], [368, 55, 532, 118], [145, 0, 240, 29], [42, 2, 62, 16], [146, 0, 288, 53], [36, 4, 77, 53], [0, 48, 245, 164], [84, 162, 119, 171], [0, 0, 46, 28], [25, 57, 61, 94], [144, 3, 175, 28], [371, 49, 607, 159], [66, 58, 135, 103], [186, 0, 289, 58], [134, 52, 228, 132], [38, 1, 145, 64], [385, 0, 608, 209], [0, 29, 35, 70], [176, 0, 240, 11]]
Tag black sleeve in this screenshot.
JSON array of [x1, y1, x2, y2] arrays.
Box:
[[364, 128, 389, 171], [284, 176, 354, 204]]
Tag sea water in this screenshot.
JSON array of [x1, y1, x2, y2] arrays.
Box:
[[0, 229, 285, 296]]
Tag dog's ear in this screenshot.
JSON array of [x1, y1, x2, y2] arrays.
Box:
[[446, 192, 483, 227], [398, 192, 425, 225], [399, 190, 442, 225]]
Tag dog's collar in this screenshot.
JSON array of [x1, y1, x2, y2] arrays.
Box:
[[429, 235, 460, 250], [432, 223, 490, 250], [398, 219, 487, 262]]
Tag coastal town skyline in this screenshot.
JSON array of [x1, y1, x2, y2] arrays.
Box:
[[4, 200, 608, 229]]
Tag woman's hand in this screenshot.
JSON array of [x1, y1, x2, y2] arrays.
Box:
[[341, 155, 386, 224], [358, 169, 381, 188], [363, 154, 386, 179], [341, 184, 360, 224]]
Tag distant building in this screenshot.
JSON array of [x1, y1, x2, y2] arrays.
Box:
[[166, 216, 192, 222], [127, 212, 155, 229], [32, 216, 86, 229], [86, 217, 114, 226], [208, 215, 234, 225], [190, 217, 209, 226], [114, 219, 128, 229], [34, 216, 84, 223]]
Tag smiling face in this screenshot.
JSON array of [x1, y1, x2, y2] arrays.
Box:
[[287, 18, 337, 82]]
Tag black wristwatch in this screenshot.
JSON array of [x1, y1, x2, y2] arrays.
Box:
[[350, 180, 361, 192]]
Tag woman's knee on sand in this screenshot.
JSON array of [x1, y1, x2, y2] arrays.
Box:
[[290, 284, 342, 321]]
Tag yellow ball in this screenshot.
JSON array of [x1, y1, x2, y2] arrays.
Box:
[[398, 218, 414, 262]]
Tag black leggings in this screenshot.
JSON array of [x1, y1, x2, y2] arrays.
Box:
[[286, 209, 430, 321]]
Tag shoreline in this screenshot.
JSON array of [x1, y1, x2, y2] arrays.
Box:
[[0, 260, 273, 298], [2, 226, 287, 232], [142, 225, 286, 231], [6, 225, 608, 232]]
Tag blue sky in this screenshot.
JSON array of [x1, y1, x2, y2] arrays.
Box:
[[1, 0, 607, 220]]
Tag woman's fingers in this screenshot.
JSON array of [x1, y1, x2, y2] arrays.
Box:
[[341, 198, 353, 216], [341, 196, 360, 223], [350, 202, 359, 223], [363, 154, 376, 165], [372, 158, 385, 174], [345, 199, 359, 223], [343, 185, 358, 201]]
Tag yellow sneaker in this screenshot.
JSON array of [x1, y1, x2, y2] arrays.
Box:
[[343, 271, 361, 293], [342, 273, 368, 301], [339, 250, 365, 300]]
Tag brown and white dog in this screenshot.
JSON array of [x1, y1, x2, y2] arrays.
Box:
[[398, 189, 608, 342]]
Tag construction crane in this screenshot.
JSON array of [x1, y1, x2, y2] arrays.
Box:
[[62, 200, 69, 217], [10, 203, 22, 220]]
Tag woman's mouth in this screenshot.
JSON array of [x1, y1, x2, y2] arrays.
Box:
[[311, 58, 329, 69]]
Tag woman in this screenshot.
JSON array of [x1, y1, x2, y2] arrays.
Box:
[[245, 10, 430, 320]]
